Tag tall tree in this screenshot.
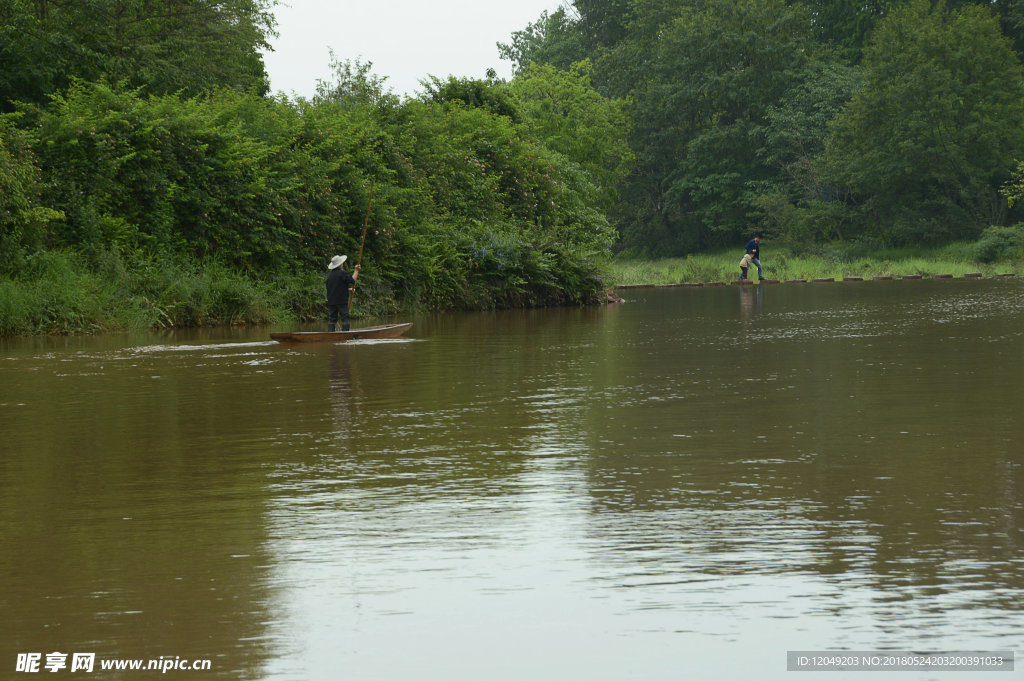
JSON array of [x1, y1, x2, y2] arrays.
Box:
[[824, 0, 1024, 241], [508, 60, 634, 209], [620, 0, 813, 251], [572, 0, 633, 50], [497, 8, 587, 76], [0, 0, 277, 109], [792, 0, 895, 61], [752, 58, 862, 242], [990, 0, 1024, 59]]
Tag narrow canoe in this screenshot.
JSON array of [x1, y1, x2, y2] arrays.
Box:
[[270, 322, 413, 343]]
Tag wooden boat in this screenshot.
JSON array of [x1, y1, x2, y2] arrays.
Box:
[[270, 322, 413, 343]]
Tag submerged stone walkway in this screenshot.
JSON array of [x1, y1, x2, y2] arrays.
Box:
[[616, 272, 1017, 290]]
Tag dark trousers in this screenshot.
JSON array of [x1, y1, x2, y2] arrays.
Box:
[[328, 304, 350, 331]]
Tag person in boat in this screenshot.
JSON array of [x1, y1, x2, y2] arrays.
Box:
[[325, 254, 360, 331], [743, 235, 764, 281]]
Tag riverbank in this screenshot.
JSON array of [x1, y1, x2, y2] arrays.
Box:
[[4, 238, 1021, 336], [608, 241, 1023, 287], [0, 247, 608, 336]]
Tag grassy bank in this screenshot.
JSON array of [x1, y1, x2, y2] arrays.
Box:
[[0, 250, 378, 336], [0, 246, 608, 336], [5, 233, 1022, 335], [608, 239, 1023, 286]]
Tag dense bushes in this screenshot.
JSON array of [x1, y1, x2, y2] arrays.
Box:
[[0, 69, 619, 334], [0, 118, 63, 274], [971, 225, 1024, 263], [505, 0, 1024, 253]]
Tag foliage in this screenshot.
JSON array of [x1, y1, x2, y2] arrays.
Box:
[[611, 0, 813, 251], [0, 248, 310, 335], [795, 0, 896, 61], [823, 0, 1024, 242], [500, 0, 1024, 255], [12, 0, 1024, 334], [0, 0, 276, 110], [573, 0, 634, 51], [420, 74, 521, 122], [313, 55, 400, 111], [969, 224, 1024, 263], [0, 250, 108, 335], [394, 88, 616, 307], [497, 8, 588, 76], [507, 60, 634, 209], [18, 82, 321, 269], [0, 117, 64, 274], [1, 57, 619, 333], [750, 59, 862, 243]]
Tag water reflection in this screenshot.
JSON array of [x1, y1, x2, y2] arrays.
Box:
[[2, 281, 1022, 680], [738, 282, 764, 325], [327, 345, 354, 446], [0, 333, 280, 679]]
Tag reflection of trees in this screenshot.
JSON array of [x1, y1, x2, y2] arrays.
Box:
[[0, 343, 277, 678], [583, 444, 1022, 614], [0, 329, 435, 675], [327, 345, 354, 449], [580, 322, 1024, 611], [299, 308, 617, 501]]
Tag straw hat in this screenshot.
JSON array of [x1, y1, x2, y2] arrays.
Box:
[[328, 255, 348, 270]]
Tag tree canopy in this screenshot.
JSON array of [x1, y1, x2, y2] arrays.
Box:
[[0, 0, 277, 110], [502, 0, 1024, 252], [6, 0, 1024, 315], [825, 0, 1024, 240]]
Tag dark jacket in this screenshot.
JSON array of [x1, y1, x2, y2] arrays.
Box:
[[745, 239, 760, 259], [325, 267, 355, 306]]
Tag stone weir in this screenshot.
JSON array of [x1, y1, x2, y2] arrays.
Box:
[[616, 272, 1015, 290]]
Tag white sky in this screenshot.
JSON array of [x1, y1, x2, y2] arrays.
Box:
[[262, 0, 562, 99]]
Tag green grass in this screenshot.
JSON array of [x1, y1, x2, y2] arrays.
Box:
[[3, 237, 1021, 335], [608, 242, 1022, 287], [0, 244, 555, 336], [0, 249, 340, 336]]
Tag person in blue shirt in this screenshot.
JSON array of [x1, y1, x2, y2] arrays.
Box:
[[743, 236, 764, 281]]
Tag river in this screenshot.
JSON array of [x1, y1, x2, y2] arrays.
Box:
[[1, 279, 1022, 680]]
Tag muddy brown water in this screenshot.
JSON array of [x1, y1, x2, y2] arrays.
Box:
[[1, 279, 1022, 680]]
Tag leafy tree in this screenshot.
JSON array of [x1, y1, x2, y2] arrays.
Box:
[[20, 82, 300, 266], [0, 117, 64, 272], [753, 59, 862, 241], [824, 0, 1024, 241], [419, 74, 521, 122], [573, 0, 634, 50], [793, 0, 1024, 60], [508, 60, 633, 208], [497, 8, 587, 76], [791, 0, 895, 61], [11, 70, 617, 311], [313, 55, 399, 111], [990, 0, 1024, 58], [0, 0, 68, 111], [0, 0, 276, 109], [622, 0, 813, 251]]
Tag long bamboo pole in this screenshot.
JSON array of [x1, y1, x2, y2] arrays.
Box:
[[348, 183, 373, 311]]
